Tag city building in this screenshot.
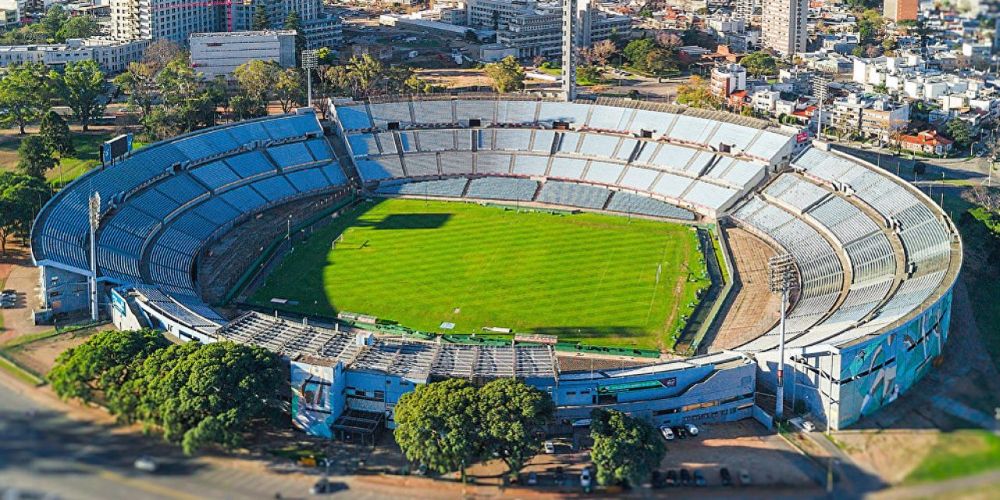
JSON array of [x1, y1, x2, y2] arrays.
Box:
[[711, 63, 747, 97], [831, 93, 910, 142], [0, 38, 148, 73], [761, 0, 807, 55], [111, 0, 341, 49], [465, 0, 629, 59], [883, 0, 918, 22], [899, 130, 954, 155], [189, 31, 296, 80]]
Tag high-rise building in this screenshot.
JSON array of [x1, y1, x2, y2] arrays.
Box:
[[761, 0, 807, 56], [883, 0, 918, 22], [734, 0, 758, 22], [111, 0, 341, 49], [190, 31, 297, 79]]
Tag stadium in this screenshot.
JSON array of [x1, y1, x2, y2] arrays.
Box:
[[30, 94, 961, 441]]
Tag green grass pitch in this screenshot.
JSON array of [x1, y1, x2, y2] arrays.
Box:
[[248, 198, 710, 350]]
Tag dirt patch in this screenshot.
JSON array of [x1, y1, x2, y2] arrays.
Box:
[[833, 430, 938, 484], [6, 326, 105, 376]]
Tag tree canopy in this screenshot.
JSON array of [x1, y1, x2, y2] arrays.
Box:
[[39, 110, 74, 157], [50, 60, 106, 131], [589, 409, 665, 488], [946, 118, 973, 146], [740, 51, 778, 77], [484, 56, 525, 93], [0, 172, 50, 255], [676, 75, 719, 109], [0, 64, 48, 135], [16, 136, 56, 179], [49, 330, 287, 455], [394, 378, 554, 477]]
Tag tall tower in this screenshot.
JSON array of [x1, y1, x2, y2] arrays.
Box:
[[761, 0, 807, 56], [562, 0, 591, 102]]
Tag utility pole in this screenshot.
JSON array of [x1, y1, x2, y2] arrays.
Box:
[[769, 253, 799, 420]]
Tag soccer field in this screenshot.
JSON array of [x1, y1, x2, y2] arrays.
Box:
[[248, 198, 711, 350]]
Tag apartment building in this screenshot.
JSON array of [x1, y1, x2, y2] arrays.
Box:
[[710, 63, 747, 97], [883, 0, 918, 22], [189, 31, 296, 79], [0, 38, 148, 73], [831, 93, 910, 142], [476, 0, 629, 59], [761, 0, 807, 55]]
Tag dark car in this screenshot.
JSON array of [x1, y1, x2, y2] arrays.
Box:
[[673, 426, 688, 439], [665, 469, 678, 486], [651, 470, 664, 489], [679, 468, 691, 486], [720, 467, 732, 486], [694, 470, 707, 487]]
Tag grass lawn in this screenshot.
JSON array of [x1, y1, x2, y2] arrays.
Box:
[[905, 430, 1000, 483], [249, 198, 709, 350], [0, 131, 145, 188]]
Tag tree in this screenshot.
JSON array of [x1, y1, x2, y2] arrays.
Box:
[[623, 38, 655, 71], [135, 341, 286, 454], [115, 62, 158, 119], [590, 409, 665, 488], [581, 39, 616, 67], [48, 329, 169, 406], [284, 10, 306, 65], [654, 31, 682, 51], [0, 172, 50, 254], [50, 60, 106, 131], [394, 378, 481, 476], [857, 9, 884, 45], [321, 65, 354, 97], [403, 73, 435, 94], [39, 110, 74, 157], [39, 5, 69, 41], [476, 379, 554, 475], [946, 118, 972, 146], [252, 3, 270, 31], [676, 75, 718, 109], [740, 51, 777, 77], [0, 64, 47, 134], [56, 15, 98, 42], [275, 68, 304, 113], [347, 54, 385, 96], [577, 65, 603, 84], [645, 48, 677, 76], [484, 56, 525, 93], [142, 40, 183, 72], [16, 136, 56, 179], [234, 59, 279, 115]]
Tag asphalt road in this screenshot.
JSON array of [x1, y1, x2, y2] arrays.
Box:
[[0, 375, 320, 500]]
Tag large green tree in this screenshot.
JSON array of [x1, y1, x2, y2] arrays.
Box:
[[48, 329, 169, 406], [589, 409, 666, 488], [234, 59, 280, 117], [946, 118, 973, 147], [284, 10, 306, 64], [56, 15, 99, 42], [39, 110, 74, 157], [16, 136, 56, 179], [50, 60, 107, 131], [275, 68, 304, 113], [484, 56, 525, 93], [394, 378, 482, 476], [0, 64, 47, 134], [740, 51, 778, 77], [623, 38, 655, 72], [676, 75, 718, 109], [252, 3, 270, 31], [476, 378, 555, 475], [0, 172, 50, 254]]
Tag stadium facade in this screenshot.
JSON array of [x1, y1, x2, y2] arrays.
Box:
[[31, 96, 960, 437]]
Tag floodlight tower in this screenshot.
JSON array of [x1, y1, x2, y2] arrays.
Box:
[[768, 253, 798, 420], [302, 49, 318, 108], [88, 192, 101, 322], [562, 0, 592, 102]]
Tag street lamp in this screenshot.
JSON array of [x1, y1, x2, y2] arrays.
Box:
[[769, 253, 799, 420], [302, 49, 319, 108]]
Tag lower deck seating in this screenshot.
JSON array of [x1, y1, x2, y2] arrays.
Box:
[[537, 181, 611, 210], [376, 178, 469, 197], [606, 191, 696, 220], [465, 177, 538, 201]]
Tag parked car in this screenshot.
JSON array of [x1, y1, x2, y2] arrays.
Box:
[[659, 425, 675, 440], [554, 466, 565, 484], [527, 472, 538, 486], [739, 469, 752, 486], [651, 470, 664, 489], [685, 423, 700, 436], [672, 426, 688, 439], [133, 456, 157, 473], [720, 467, 732, 486], [580, 467, 592, 491], [694, 470, 706, 487], [679, 468, 691, 486], [543, 441, 556, 454], [802, 420, 816, 432], [572, 419, 591, 428], [665, 469, 677, 486]]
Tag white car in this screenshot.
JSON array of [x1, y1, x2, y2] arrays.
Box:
[[543, 441, 556, 454], [580, 467, 592, 488], [801, 420, 816, 432], [685, 423, 700, 436], [133, 456, 157, 472], [660, 425, 675, 440], [571, 419, 591, 428]]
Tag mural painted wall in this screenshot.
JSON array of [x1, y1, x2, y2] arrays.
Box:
[[290, 361, 346, 438], [835, 288, 953, 428]]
